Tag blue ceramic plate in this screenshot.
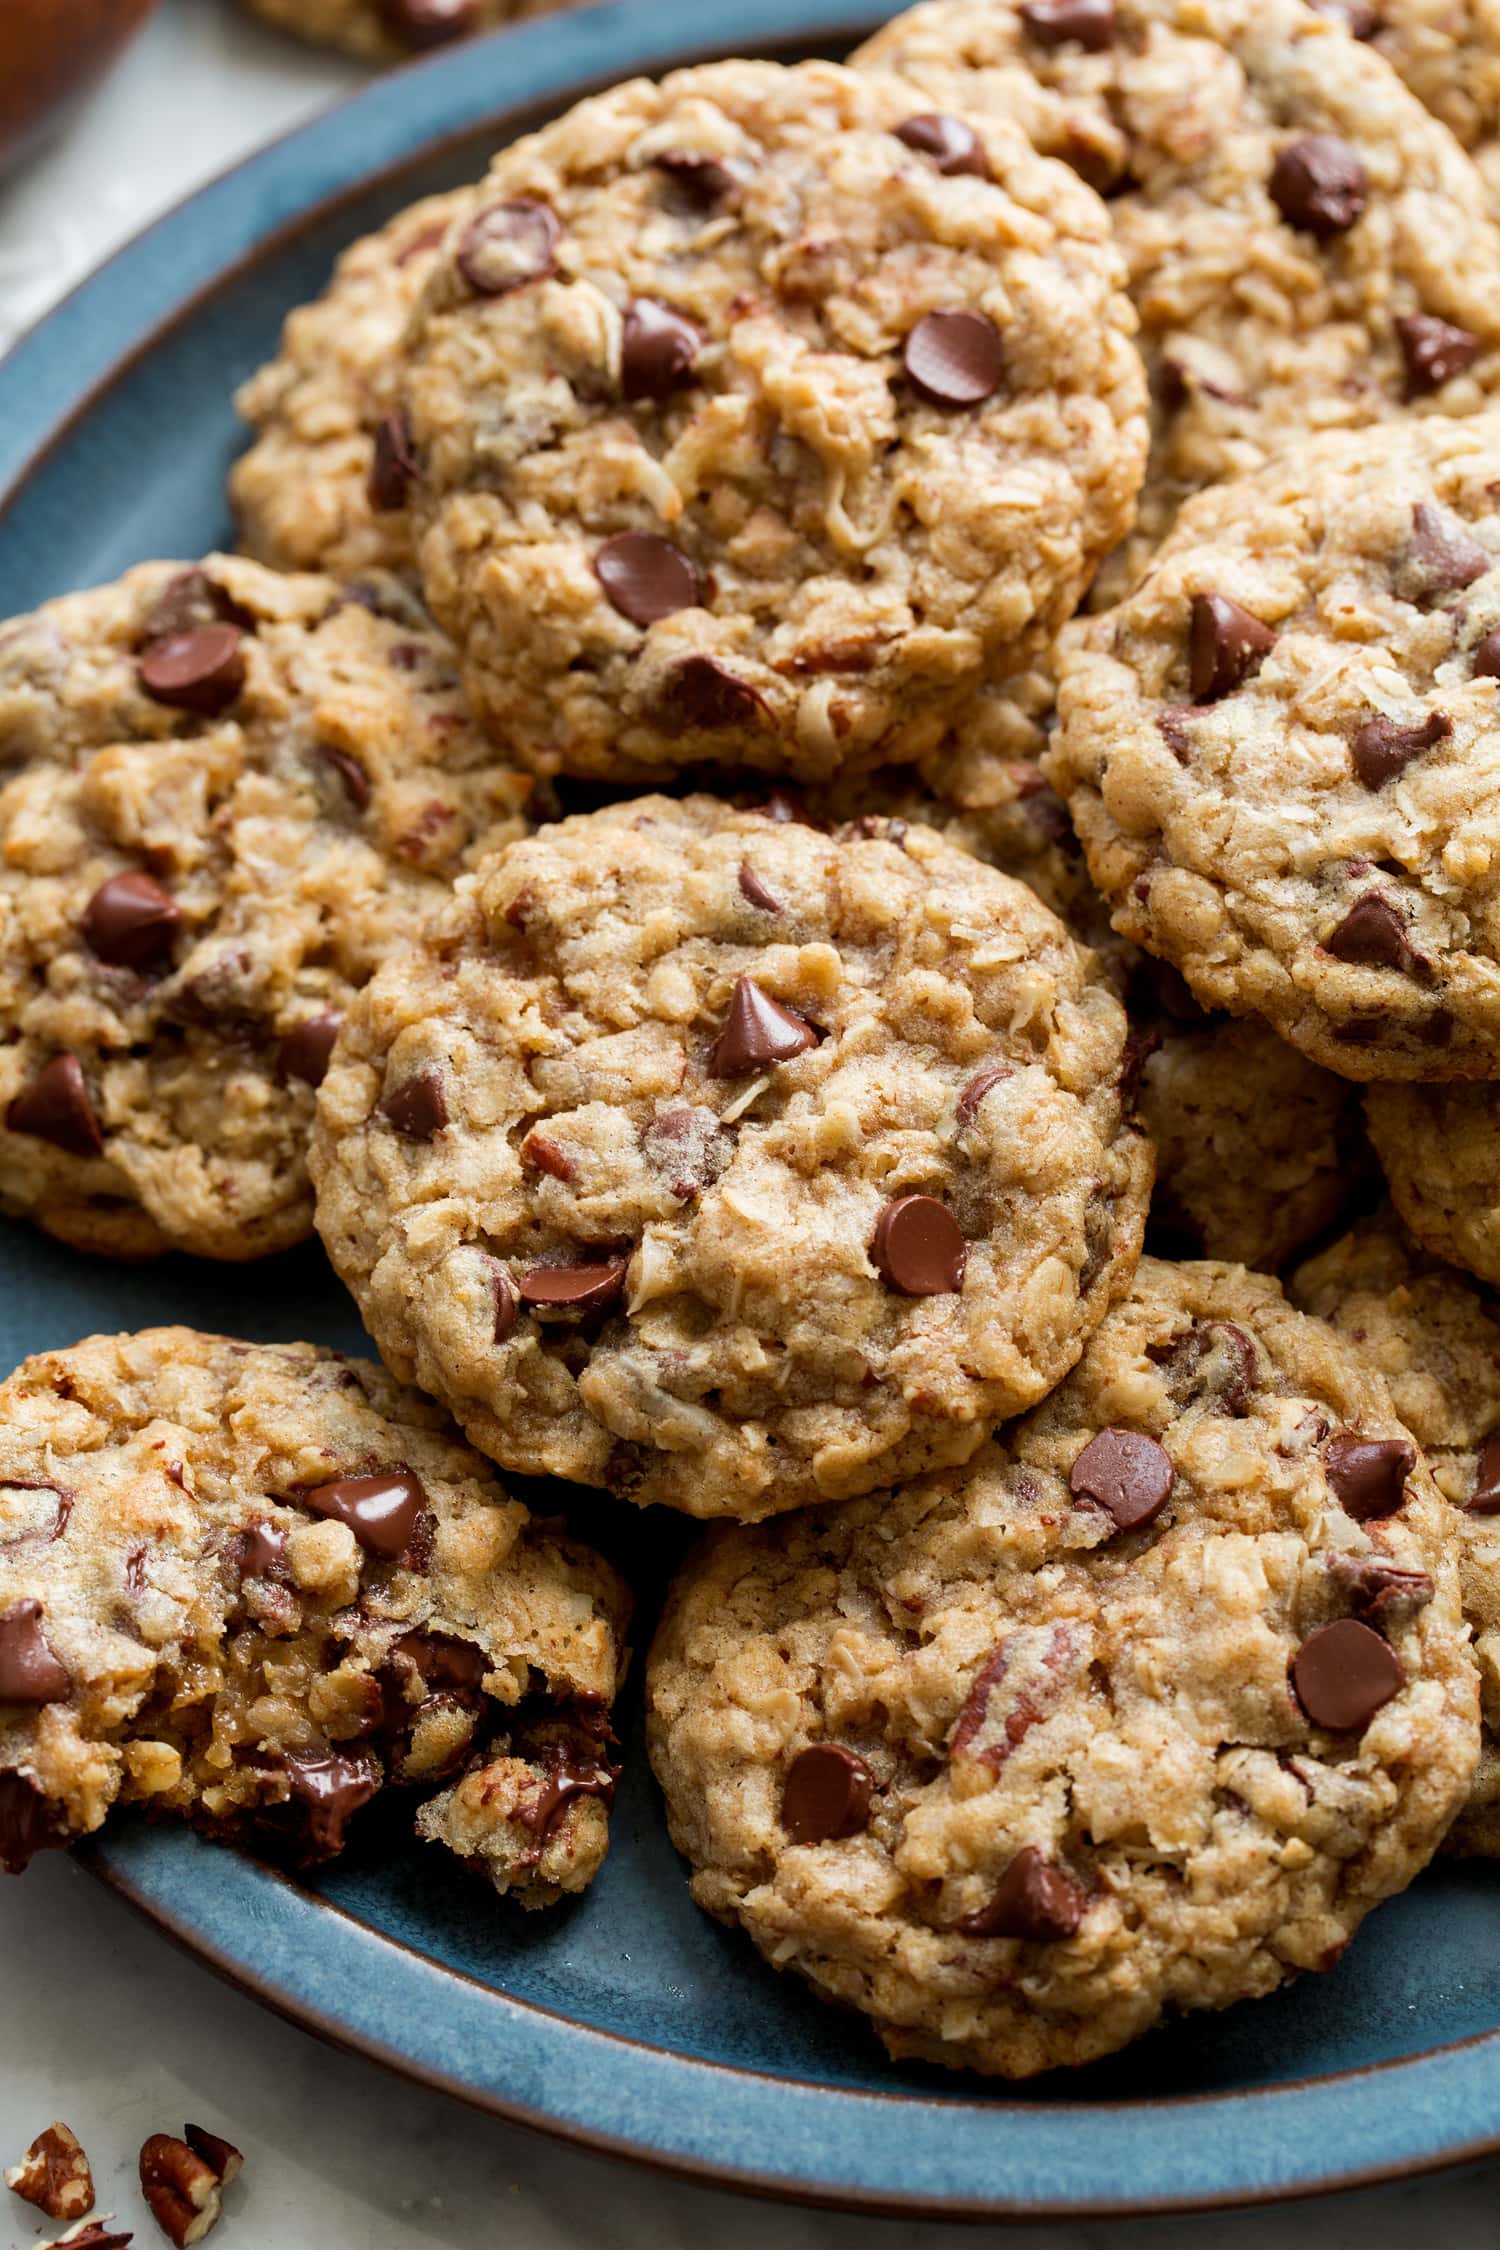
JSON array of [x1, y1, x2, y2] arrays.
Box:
[[2, 4, 1500, 2214]]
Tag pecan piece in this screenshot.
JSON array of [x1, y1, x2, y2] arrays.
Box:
[[5, 2122, 94, 2220], [138, 2128, 241, 2247]]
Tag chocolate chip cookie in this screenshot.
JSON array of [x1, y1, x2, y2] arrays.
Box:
[[242, 0, 572, 62], [0, 555, 532, 1260], [233, 192, 471, 579], [1291, 1209, 1500, 1851], [400, 57, 1148, 782], [1365, 1079, 1500, 1282], [647, 1256, 1477, 2078], [857, 0, 1500, 600], [1368, 0, 1500, 212], [1139, 1016, 1368, 1268], [1050, 413, 1500, 1078], [311, 796, 1152, 1520], [0, 1329, 630, 1900]]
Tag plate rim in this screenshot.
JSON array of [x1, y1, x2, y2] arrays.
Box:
[[4, 0, 1500, 2214]]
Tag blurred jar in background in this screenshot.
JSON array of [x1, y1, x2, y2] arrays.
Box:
[[0, 0, 159, 171]]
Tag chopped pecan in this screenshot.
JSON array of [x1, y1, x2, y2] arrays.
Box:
[[5, 2122, 94, 2220], [138, 2127, 240, 2247]]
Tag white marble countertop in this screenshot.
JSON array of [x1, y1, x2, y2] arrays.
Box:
[[4, 8, 1500, 2245]]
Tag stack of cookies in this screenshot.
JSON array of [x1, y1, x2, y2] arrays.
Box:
[[6, 0, 1500, 2084]]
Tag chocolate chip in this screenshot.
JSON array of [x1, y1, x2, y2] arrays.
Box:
[[707, 975, 817, 1074], [82, 871, 181, 972], [657, 655, 763, 732], [1021, 0, 1115, 45], [781, 1744, 875, 1843], [870, 1195, 967, 1295], [0, 1599, 69, 1703], [1159, 1320, 1257, 1415], [302, 1469, 426, 1558], [6, 1053, 104, 1160], [956, 1064, 1012, 1128], [1325, 1551, 1434, 1621], [654, 150, 738, 206], [1069, 1427, 1174, 1532], [1189, 593, 1276, 702], [1401, 502, 1488, 601], [138, 566, 244, 646], [1473, 628, 1500, 678], [493, 1261, 519, 1342], [594, 533, 701, 627], [380, 1069, 447, 1140], [0, 1771, 65, 1872], [457, 199, 560, 295], [138, 624, 246, 716], [237, 1519, 289, 1579], [1467, 1432, 1500, 1512], [368, 411, 419, 511], [1291, 1616, 1402, 1730], [959, 1845, 1087, 1940], [621, 299, 702, 401], [276, 1747, 380, 1858], [1268, 135, 1369, 237], [1395, 312, 1481, 400], [519, 1738, 621, 1839], [0, 1480, 72, 1553], [319, 744, 371, 812], [277, 1011, 341, 1087], [391, 1628, 487, 1698], [380, 0, 476, 43], [1325, 1433, 1416, 1519], [519, 1255, 628, 1314], [903, 310, 1004, 407], [895, 113, 990, 177], [1324, 892, 1416, 970], [737, 861, 781, 912], [1351, 709, 1451, 788]]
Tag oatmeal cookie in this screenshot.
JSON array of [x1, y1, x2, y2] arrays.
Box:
[[232, 192, 471, 579], [1365, 1079, 1500, 1282], [856, 0, 1500, 600], [310, 795, 1152, 1521], [1049, 414, 1500, 1078], [647, 1257, 1477, 2078], [242, 0, 574, 62], [1292, 1209, 1500, 1850], [0, 1329, 630, 1901], [0, 555, 532, 1260], [1367, 0, 1500, 211], [400, 58, 1147, 782], [1139, 1017, 1367, 1269]]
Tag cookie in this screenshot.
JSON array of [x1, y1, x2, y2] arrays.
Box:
[[1367, 0, 1500, 211], [0, 555, 532, 1261], [1291, 1209, 1500, 1851], [0, 1329, 630, 1900], [400, 58, 1147, 782], [310, 795, 1152, 1521], [232, 192, 471, 579], [856, 0, 1500, 600], [1139, 1016, 1367, 1269], [242, 0, 572, 62], [1365, 1079, 1500, 1282], [647, 1256, 1477, 2078], [1050, 413, 1500, 1079], [803, 668, 1094, 929]]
